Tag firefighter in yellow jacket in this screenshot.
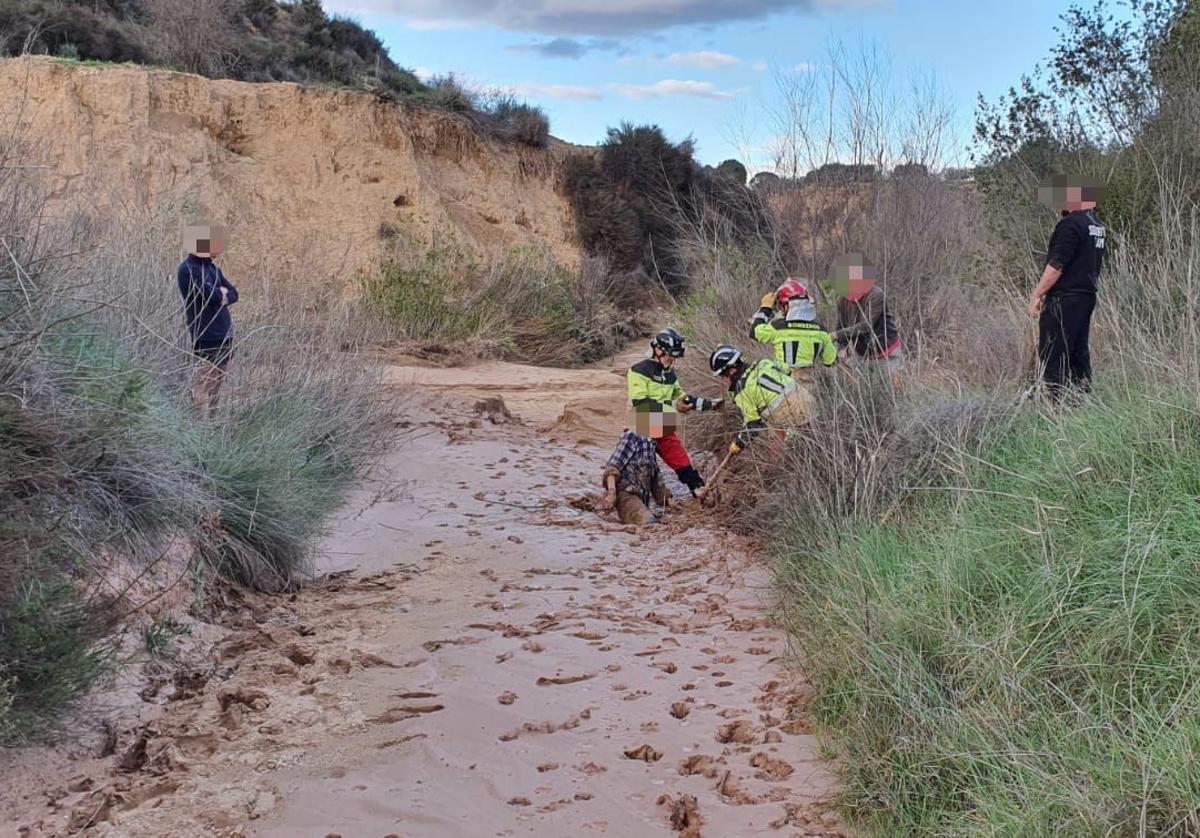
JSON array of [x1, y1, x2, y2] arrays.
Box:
[[750, 278, 837, 373], [747, 278, 835, 426], [708, 344, 808, 455], [627, 329, 724, 495]]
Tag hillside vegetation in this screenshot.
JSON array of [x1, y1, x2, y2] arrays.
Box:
[[0, 0, 549, 146]]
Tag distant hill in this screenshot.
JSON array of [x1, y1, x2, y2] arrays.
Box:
[[1, 0, 426, 97]]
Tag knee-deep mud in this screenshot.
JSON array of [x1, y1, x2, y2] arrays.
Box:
[[2, 354, 844, 838]]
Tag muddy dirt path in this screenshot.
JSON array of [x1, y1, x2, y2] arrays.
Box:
[[5, 353, 842, 838]]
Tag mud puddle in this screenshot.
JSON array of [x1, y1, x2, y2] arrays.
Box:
[[3, 353, 843, 837]]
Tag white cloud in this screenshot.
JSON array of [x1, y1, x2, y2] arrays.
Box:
[[752, 59, 769, 72], [412, 66, 436, 82], [327, 1, 884, 36], [509, 83, 604, 101], [666, 50, 740, 69], [405, 18, 474, 30], [793, 62, 819, 72], [610, 79, 738, 101]]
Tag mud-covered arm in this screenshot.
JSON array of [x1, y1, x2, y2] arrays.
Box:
[[650, 468, 670, 507], [831, 305, 867, 342]]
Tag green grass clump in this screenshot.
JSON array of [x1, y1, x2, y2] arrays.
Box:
[[191, 391, 356, 591], [363, 230, 635, 366], [779, 385, 1200, 835]]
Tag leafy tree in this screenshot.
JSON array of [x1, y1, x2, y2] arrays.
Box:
[[715, 158, 748, 185]]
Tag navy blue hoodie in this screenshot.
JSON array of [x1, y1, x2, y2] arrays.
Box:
[[177, 254, 239, 347]]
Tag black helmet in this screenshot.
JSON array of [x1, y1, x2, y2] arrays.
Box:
[[709, 344, 744, 377], [652, 328, 686, 358]]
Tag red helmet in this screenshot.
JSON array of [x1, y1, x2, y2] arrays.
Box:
[[775, 277, 809, 308]]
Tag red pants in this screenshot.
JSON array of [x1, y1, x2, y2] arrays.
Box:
[[655, 432, 693, 472]]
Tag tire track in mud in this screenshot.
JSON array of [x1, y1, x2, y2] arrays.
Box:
[[8, 358, 845, 838]]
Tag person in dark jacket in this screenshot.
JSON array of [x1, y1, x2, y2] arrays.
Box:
[[830, 254, 902, 388], [1028, 177, 1105, 401], [178, 224, 239, 416]]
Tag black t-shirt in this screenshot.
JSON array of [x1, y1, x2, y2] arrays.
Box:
[[1045, 208, 1105, 296]]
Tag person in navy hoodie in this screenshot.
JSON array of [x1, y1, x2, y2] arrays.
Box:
[[178, 224, 239, 416]]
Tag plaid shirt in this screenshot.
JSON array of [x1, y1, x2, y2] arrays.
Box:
[[604, 431, 661, 505]]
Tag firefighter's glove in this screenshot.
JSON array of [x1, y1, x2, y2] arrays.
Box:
[[685, 396, 725, 412], [728, 439, 744, 456], [760, 291, 777, 309]]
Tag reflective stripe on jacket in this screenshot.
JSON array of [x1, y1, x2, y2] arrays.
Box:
[[750, 310, 837, 370], [627, 359, 686, 412], [731, 358, 795, 425]]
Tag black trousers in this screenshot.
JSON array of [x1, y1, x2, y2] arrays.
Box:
[[1038, 293, 1096, 398]]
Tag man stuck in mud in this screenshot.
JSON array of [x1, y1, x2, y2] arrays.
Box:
[[598, 405, 674, 525]]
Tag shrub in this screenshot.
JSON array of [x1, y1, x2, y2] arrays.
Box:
[[478, 96, 550, 148], [191, 390, 356, 591], [362, 228, 641, 366], [563, 156, 643, 272], [0, 570, 113, 740], [715, 158, 748, 185], [423, 73, 476, 112], [566, 124, 777, 296]]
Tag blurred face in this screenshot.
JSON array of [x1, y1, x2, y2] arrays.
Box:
[[1038, 176, 1102, 213], [655, 346, 677, 368], [831, 253, 879, 302], [633, 407, 677, 439], [185, 224, 228, 258]]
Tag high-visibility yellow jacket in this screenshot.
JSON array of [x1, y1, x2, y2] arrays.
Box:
[[750, 309, 837, 371], [627, 359, 686, 412], [731, 358, 795, 426]]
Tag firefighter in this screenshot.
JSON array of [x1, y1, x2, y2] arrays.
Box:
[[627, 328, 724, 495]]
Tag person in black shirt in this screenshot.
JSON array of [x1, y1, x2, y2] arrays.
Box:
[[1028, 179, 1105, 400]]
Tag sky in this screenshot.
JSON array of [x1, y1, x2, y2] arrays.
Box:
[[322, 0, 1084, 170]]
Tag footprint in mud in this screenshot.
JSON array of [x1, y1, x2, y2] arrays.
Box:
[[749, 752, 795, 781], [422, 636, 482, 653], [669, 702, 691, 719], [679, 755, 721, 779], [715, 770, 760, 806], [498, 691, 518, 705], [536, 673, 595, 686], [623, 744, 663, 763], [498, 708, 592, 741], [716, 721, 760, 745], [657, 793, 702, 838], [368, 703, 444, 725]]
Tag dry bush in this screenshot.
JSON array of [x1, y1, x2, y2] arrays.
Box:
[[362, 227, 644, 366], [145, 0, 240, 77], [473, 95, 551, 148]]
